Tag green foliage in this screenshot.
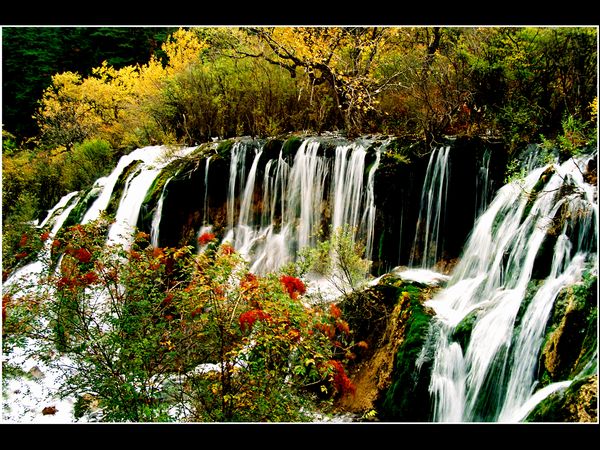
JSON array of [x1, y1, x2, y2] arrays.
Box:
[[1, 192, 42, 275], [62, 139, 114, 191], [303, 226, 372, 297], [540, 114, 597, 161]]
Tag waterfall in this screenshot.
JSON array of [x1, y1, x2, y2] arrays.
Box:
[[150, 176, 173, 248], [425, 155, 598, 422], [209, 137, 382, 276], [410, 146, 451, 269], [203, 156, 211, 226], [4, 191, 81, 289], [475, 149, 491, 220]]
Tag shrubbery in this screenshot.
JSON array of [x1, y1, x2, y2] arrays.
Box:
[[2, 219, 362, 422]]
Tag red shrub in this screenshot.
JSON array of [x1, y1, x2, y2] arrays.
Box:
[[280, 275, 306, 299], [198, 232, 216, 246], [14, 251, 28, 260], [73, 248, 92, 263], [80, 272, 99, 285], [328, 360, 356, 397], [40, 231, 51, 242], [239, 309, 271, 333], [18, 234, 28, 248]]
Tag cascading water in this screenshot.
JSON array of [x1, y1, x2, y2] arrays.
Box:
[[410, 146, 451, 269], [216, 137, 381, 278], [4, 191, 81, 290], [150, 176, 173, 248], [424, 154, 598, 422]]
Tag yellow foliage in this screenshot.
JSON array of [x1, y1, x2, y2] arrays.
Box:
[[36, 28, 209, 149]]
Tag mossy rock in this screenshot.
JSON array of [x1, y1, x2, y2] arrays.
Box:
[[215, 139, 234, 159], [377, 288, 435, 421], [538, 272, 597, 385], [105, 160, 142, 217], [522, 165, 556, 221], [452, 309, 479, 352], [525, 374, 598, 422], [262, 137, 284, 161]]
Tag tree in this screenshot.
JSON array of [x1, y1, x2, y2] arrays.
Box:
[[239, 27, 403, 136], [34, 28, 208, 150], [2, 27, 175, 143]]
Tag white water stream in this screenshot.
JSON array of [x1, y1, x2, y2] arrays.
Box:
[[425, 156, 598, 422]]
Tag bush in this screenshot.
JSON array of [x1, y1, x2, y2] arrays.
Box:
[[3, 220, 359, 422], [62, 139, 114, 192]]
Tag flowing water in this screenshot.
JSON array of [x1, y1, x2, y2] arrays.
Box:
[[219, 137, 382, 276], [424, 155, 598, 422], [410, 146, 451, 268]]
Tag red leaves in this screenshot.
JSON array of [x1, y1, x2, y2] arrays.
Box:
[[239, 309, 271, 333], [72, 248, 92, 263], [280, 275, 306, 299], [57, 271, 99, 290], [198, 232, 216, 246], [14, 251, 28, 260], [328, 359, 356, 397], [40, 231, 51, 242], [80, 272, 99, 285], [18, 233, 28, 248]]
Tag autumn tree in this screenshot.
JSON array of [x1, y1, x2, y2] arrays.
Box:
[[239, 27, 403, 136], [34, 28, 208, 151]]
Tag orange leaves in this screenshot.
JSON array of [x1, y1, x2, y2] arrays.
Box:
[[198, 232, 216, 246], [239, 309, 272, 333], [329, 303, 342, 319], [279, 275, 306, 300], [219, 243, 236, 256]]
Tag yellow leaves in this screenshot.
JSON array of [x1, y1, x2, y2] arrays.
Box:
[[36, 28, 209, 148], [160, 339, 175, 351], [161, 28, 208, 76], [590, 97, 597, 123]]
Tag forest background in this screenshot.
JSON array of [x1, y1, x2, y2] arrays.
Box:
[[1, 26, 598, 275]]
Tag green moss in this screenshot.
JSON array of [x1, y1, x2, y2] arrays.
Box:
[[262, 137, 284, 161], [379, 288, 434, 421], [105, 160, 142, 217], [281, 136, 303, 159], [525, 375, 597, 422], [136, 173, 169, 234], [62, 187, 100, 230], [452, 309, 478, 352], [216, 139, 234, 157], [538, 271, 598, 386]]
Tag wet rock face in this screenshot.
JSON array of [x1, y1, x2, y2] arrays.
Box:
[[372, 135, 507, 273], [143, 134, 508, 274], [525, 375, 598, 422], [540, 275, 597, 384]]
